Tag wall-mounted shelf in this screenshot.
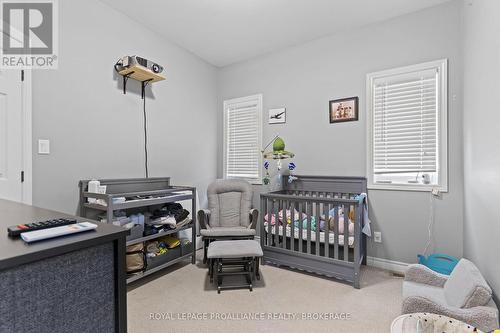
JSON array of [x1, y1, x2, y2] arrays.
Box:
[[117, 65, 165, 99]]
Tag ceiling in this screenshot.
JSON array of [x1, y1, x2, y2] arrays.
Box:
[[101, 0, 451, 67]]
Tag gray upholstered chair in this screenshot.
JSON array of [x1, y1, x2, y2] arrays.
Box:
[[402, 258, 499, 332], [198, 179, 258, 263]]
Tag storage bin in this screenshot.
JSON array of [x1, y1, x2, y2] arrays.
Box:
[[126, 243, 145, 274], [126, 224, 144, 242], [146, 247, 181, 270]]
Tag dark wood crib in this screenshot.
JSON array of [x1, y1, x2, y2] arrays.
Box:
[[260, 175, 367, 288]]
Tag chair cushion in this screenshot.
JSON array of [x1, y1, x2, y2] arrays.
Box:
[[207, 240, 263, 259], [207, 179, 252, 228], [444, 259, 492, 308], [200, 227, 256, 237], [218, 191, 242, 227], [403, 281, 448, 307]]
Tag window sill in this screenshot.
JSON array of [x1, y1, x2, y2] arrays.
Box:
[[368, 183, 448, 193], [225, 176, 262, 185]]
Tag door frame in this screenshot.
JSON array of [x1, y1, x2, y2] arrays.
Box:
[[1, 27, 32, 204], [21, 69, 32, 204]]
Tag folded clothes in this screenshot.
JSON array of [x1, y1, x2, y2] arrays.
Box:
[[152, 203, 190, 222], [147, 215, 177, 228], [175, 209, 189, 222], [151, 203, 177, 218], [144, 224, 159, 236], [176, 217, 191, 228]]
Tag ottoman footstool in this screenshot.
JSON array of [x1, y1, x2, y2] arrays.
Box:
[[207, 240, 263, 293]]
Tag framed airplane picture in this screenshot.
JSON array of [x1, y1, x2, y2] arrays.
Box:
[[329, 96, 359, 123], [268, 108, 286, 124]]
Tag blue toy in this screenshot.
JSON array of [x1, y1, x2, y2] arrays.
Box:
[[417, 253, 459, 275]]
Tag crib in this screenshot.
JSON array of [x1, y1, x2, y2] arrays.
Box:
[[260, 175, 367, 288]]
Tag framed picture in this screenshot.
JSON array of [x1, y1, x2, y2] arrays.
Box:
[[268, 107, 286, 124], [329, 96, 358, 123]]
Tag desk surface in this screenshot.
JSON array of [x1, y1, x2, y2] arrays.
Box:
[[0, 199, 127, 271]]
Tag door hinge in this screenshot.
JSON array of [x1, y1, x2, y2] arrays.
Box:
[[21, 70, 24, 82], [21, 171, 24, 183]]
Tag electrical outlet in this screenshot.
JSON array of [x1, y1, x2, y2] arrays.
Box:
[[374, 231, 382, 243]]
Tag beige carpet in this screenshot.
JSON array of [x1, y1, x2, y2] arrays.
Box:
[[127, 252, 403, 333]]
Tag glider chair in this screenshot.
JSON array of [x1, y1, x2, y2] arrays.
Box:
[[198, 179, 258, 264], [402, 258, 499, 332]]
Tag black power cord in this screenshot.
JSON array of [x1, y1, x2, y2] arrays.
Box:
[[143, 86, 149, 178], [116, 57, 151, 178]]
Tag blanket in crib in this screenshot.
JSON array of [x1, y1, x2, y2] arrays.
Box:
[[263, 193, 371, 236]]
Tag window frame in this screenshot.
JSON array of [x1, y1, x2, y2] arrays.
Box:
[[366, 59, 448, 192], [223, 94, 263, 185]]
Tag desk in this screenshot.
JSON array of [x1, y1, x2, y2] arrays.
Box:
[[0, 199, 128, 333]]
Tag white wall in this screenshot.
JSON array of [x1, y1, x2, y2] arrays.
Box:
[[32, 0, 218, 214], [217, 1, 464, 264], [463, 0, 500, 298]]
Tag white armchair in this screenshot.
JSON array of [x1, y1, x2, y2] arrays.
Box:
[[402, 259, 499, 332]]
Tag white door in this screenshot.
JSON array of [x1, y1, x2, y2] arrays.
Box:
[[0, 69, 24, 202]]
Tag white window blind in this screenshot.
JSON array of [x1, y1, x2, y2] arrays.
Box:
[[367, 59, 448, 191], [373, 69, 438, 174], [223, 94, 262, 183]]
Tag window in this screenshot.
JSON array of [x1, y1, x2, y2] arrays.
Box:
[[367, 59, 448, 191], [223, 94, 263, 184]]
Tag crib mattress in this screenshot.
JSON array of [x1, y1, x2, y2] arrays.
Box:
[[264, 223, 355, 247]]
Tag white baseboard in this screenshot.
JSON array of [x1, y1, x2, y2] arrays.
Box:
[[367, 256, 408, 274]]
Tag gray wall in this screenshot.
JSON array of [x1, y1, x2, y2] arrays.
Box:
[[32, 0, 218, 214], [217, 1, 464, 264], [463, 0, 500, 298]]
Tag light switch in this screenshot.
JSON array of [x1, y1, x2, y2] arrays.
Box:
[[38, 139, 50, 154]]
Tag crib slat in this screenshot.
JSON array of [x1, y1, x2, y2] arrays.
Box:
[[334, 204, 339, 260], [353, 205, 359, 265], [324, 200, 330, 258], [344, 203, 349, 261], [262, 197, 267, 246], [275, 200, 280, 247], [282, 200, 287, 250], [298, 201, 303, 253], [315, 200, 320, 256], [267, 198, 273, 247], [306, 202, 312, 254], [290, 199, 295, 253]]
